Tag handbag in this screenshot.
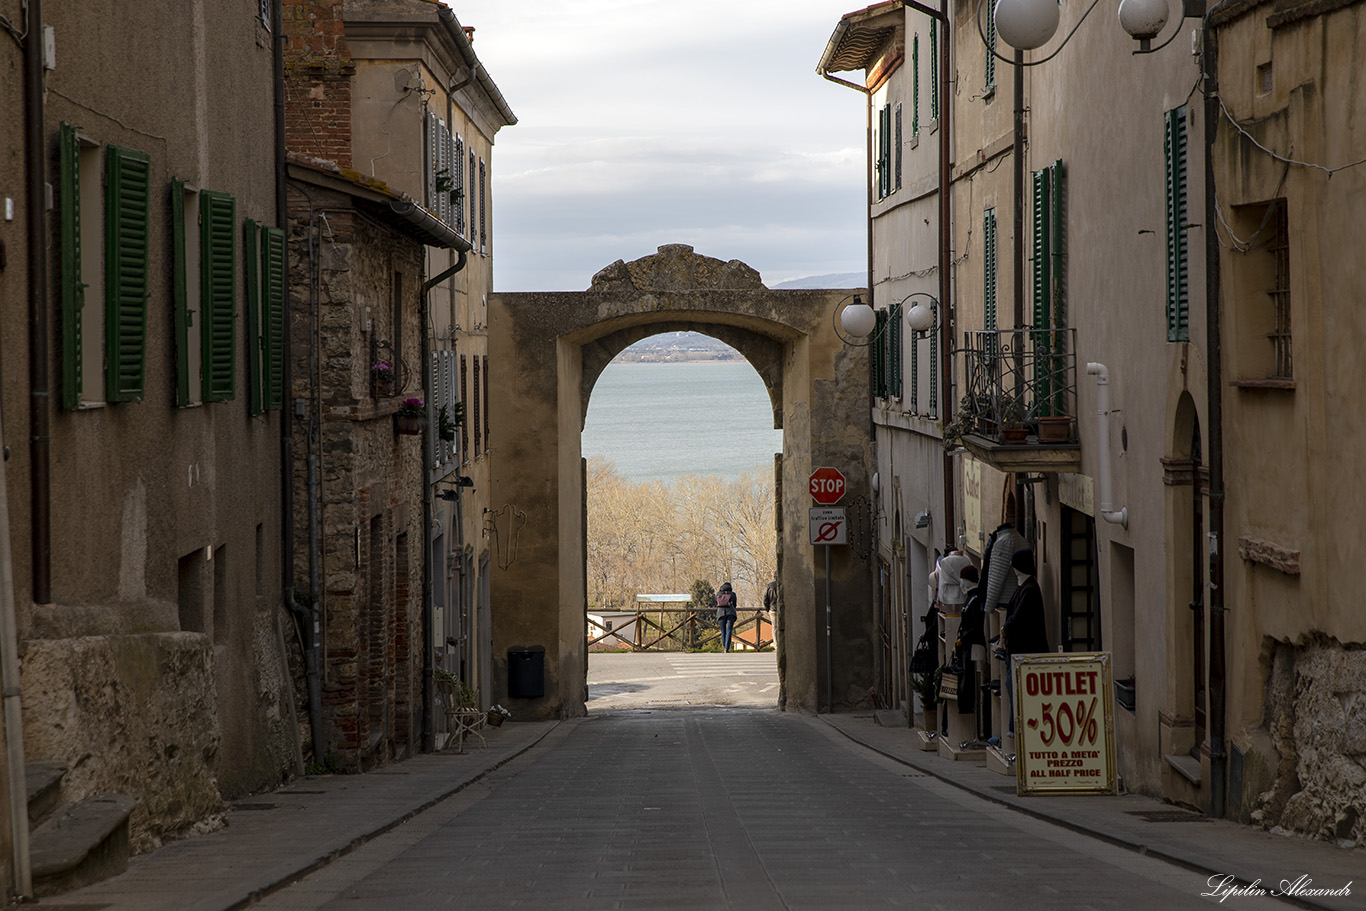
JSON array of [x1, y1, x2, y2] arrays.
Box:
[[937, 665, 961, 702], [910, 630, 937, 675]]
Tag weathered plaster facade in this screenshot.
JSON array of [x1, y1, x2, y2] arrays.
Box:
[[1211, 0, 1366, 841], [1, 0, 300, 867], [489, 245, 875, 718]]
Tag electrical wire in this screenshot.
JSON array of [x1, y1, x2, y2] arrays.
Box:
[[1219, 93, 1366, 177]]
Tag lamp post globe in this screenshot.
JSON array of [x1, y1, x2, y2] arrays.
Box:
[[906, 301, 935, 332], [1118, 0, 1169, 41], [993, 0, 1060, 50], [841, 298, 877, 338]]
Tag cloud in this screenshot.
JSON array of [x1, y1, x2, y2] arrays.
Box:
[[458, 1, 869, 291]]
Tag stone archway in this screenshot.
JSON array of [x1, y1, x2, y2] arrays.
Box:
[[488, 245, 874, 718]]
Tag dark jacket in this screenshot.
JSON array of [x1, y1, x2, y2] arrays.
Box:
[[1002, 576, 1048, 656], [716, 583, 738, 619]]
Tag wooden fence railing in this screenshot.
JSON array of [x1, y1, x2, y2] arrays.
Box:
[[587, 608, 774, 652]]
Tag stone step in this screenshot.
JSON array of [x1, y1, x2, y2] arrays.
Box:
[[25, 761, 69, 829], [31, 793, 136, 897]]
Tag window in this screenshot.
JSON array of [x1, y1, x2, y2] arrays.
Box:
[[909, 298, 938, 417], [469, 150, 477, 248], [60, 127, 153, 407], [472, 355, 482, 456], [199, 191, 237, 403], [258, 0, 271, 29], [59, 123, 100, 408], [460, 355, 469, 463], [876, 103, 892, 199], [426, 113, 465, 235], [482, 354, 489, 452], [912, 34, 920, 138], [1165, 106, 1190, 341], [1231, 198, 1292, 382], [930, 21, 939, 122], [478, 158, 487, 255], [105, 143, 153, 403], [984, 208, 998, 336], [894, 103, 903, 189], [873, 308, 888, 399], [243, 218, 286, 413], [1032, 161, 1066, 414], [985, 5, 997, 95], [889, 302, 903, 399], [391, 271, 404, 389], [429, 349, 460, 476]]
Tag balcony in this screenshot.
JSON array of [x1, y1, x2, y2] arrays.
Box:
[[948, 329, 1081, 474]]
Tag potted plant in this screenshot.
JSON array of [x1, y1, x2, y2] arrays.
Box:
[[486, 704, 511, 727], [438, 403, 463, 443], [371, 359, 394, 390], [395, 397, 425, 435], [912, 671, 939, 732], [995, 394, 1029, 444]]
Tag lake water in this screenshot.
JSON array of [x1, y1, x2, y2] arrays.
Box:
[[582, 362, 783, 482]]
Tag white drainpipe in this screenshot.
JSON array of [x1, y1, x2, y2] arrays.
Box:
[[1086, 363, 1128, 529]]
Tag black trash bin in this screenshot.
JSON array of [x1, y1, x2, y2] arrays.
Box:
[[507, 646, 545, 699]]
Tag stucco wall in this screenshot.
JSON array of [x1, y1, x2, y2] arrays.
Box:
[[489, 246, 875, 718]]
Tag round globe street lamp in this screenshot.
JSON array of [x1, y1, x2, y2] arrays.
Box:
[[991, 0, 1192, 55], [838, 295, 877, 340], [1116, 0, 1170, 50], [993, 0, 1060, 50], [903, 292, 937, 333]]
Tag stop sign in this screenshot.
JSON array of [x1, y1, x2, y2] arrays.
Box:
[[809, 467, 846, 505]]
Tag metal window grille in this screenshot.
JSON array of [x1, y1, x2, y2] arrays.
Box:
[[1268, 202, 1292, 379]]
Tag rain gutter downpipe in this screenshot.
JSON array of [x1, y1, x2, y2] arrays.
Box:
[[25, 0, 50, 608], [272, 0, 305, 778], [420, 245, 470, 752], [1085, 363, 1128, 529], [1201, 12, 1227, 821]]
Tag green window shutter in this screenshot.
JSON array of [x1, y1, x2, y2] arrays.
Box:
[[171, 179, 191, 407], [105, 144, 151, 403], [1050, 160, 1066, 329], [873, 308, 889, 399], [890, 302, 903, 398], [201, 191, 237, 402], [984, 208, 998, 334], [1165, 107, 1190, 342], [877, 104, 892, 199], [930, 22, 939, 121], [985, 6, 997, 93], [245, 219, 263, 414], [59, 122, 84, 411], [1031, 167, 1051, 330], [263, 226, 286, 410], [912, 35, 920, 136]]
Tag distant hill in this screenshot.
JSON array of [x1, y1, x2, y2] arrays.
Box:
[[770, 272, 866, 290], [613, 332, 741, 363]]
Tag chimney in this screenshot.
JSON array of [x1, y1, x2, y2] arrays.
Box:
[[463, 26, 475, 44]]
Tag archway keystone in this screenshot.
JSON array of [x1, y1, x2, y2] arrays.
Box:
[[488, 246, 874, 717]]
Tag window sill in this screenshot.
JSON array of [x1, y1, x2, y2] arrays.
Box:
[[1231, 377, 1295, 392]]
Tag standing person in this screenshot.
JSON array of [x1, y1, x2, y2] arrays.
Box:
[[716, 582, 738, 652], [1000, 547, 1048, 737]]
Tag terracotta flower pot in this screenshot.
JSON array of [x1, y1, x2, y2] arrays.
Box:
[[395, 414, 423, 435], [1036, 416, 1073, 442]]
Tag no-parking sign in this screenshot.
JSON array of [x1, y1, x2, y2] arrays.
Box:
[[809, 507, 847, 545]]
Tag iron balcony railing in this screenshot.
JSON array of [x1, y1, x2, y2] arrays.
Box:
[[952, 328, 1078, 445]]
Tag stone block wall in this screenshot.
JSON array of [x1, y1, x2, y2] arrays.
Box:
[[1250, 634, 1366, 846], [21, 634, 224, 854]]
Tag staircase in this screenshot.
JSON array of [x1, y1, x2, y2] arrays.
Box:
[[25, 761, 136, 897]]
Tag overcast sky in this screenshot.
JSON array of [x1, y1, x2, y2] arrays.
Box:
[[453, 1, 868, 292]]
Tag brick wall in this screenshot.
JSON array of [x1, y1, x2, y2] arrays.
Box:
[[283, 0, 354, 168]]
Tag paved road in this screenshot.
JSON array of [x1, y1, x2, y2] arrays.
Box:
[[587, 651, 779, 709], [252, 705, 1265, 910]]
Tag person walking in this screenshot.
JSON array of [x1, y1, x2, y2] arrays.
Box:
[[716, 582, 738, 652]]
